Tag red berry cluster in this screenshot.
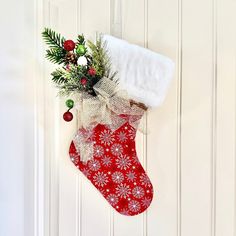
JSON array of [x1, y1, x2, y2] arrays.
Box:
[[63, 38, 97, 88]]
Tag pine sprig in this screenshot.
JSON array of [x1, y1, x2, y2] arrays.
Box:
[[51, 68, 68, 84], [77, 34, 85, 45], [42, 28, 67, 65], [87, 35, 116, 79], [42, 28, 65, 48], [42, 28, 118, 98], [46, 48, 67, 65]]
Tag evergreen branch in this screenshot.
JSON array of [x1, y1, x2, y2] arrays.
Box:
[[77, 34, 85, 45], [51, 68, 68, 84], [43, 28, 118, 98], [46, 48, 67, 65], [87, 35, 117, 80], [42, 28, 65, 49]]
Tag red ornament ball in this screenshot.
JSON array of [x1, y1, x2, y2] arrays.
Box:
[[81, 77, 87, 86], [63, 111, 73, 122], [63, 40, 75, 51], [88, 67, 96, 76]]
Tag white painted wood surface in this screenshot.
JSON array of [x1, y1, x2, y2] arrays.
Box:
[[36, 0, 236, 236], [1, 0, 236, 235]]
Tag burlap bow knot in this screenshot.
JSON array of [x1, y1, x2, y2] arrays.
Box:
[[74, 77, 146, 162]]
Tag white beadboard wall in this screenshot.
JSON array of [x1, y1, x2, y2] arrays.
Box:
[[33, 0, 236, 236]]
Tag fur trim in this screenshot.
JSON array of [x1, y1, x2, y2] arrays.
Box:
[[103, 35, 175, 107]]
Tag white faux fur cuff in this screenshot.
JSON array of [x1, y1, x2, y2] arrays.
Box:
[[102, 35, 175, 108]]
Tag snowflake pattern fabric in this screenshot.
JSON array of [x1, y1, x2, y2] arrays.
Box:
[[69, 122, 153, 216]]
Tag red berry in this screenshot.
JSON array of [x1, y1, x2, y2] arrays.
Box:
[[88, 67, 96, 76], [66, 64, 71, 71], [63, 111, 73, 122], [81, 77, 87, 85], [63, 40, 75, 51]]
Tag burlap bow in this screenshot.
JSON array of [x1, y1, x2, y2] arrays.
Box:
[[73, 77, 146, 162]]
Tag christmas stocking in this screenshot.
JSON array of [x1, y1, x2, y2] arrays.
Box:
[[69, 36, 174, 216], [42, 29, 174, 216], [69, 115, 152, 216]]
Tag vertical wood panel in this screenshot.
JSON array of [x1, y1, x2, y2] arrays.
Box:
[[46, 1, 79, 236], [215, 0, 236, 235], [147, 0, 179, 235], [181, 0, 213, 235], [112, 1, 146, 236], [43, 2, 59, 236], [79, 1, 111, 236]]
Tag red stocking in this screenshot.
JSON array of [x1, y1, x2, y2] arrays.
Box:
[[69, 120, 153, 216]]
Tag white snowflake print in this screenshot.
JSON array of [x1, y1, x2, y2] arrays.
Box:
[[93, 172, 108, 187], [116, 155, 131, 170], [128, 127, 136, 140], [117, 131, 128, 143], [101, 155, 112, 167], [126, 171, 137, 182], [116, 183, 131, 198], [82, 168, 91, 178], [132, 186, 145, 199], [88, 159, 101, 171], [140, 173, 151, 187], [128, 200, 141, 213], [94, 145, 104, 157], [111, 143, 124, 156], [112, 171, 124, 184], [70, 154, 79, 164], [120, 208, 130, 216], [141, 197, 152, 208], [106, 194, 118, 206], [99, 129, 115, 146]]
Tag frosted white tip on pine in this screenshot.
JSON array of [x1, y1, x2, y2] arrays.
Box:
[[102, 35, 175, 108], [77, 56, 87, 66]]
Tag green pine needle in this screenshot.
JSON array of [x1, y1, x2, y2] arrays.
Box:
[[87, 35, 116, 80], [46, 48, 67, 65], [42, 28, 67, 65], [46, 48, 66, 65], [51, 68, 68, 84], [77, 34, 85, 45], [43, 28, 118, 98], [42, 28, 65, 48]]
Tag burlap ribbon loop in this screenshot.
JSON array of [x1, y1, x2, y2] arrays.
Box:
[[74, 77, 146, 162]]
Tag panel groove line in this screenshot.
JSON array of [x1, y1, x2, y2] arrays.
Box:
[[177, 0, 183, 235], [109, 1, 114, 236], [211, 0, 218, 235], [234, 2, 236, 235], [233, 39, 236, 236], [143, 0, 148, 235], [76, 0, 82, 235], [235, 62, 236, 236], [234, 2, 236, 234], [48, 1, 60, 235], [47, 3, 52, 236], [34, 0, 46, 234]]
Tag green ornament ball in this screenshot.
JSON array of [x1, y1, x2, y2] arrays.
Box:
[[76, 44, 86, 56], [65, 99, 74, 109]]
